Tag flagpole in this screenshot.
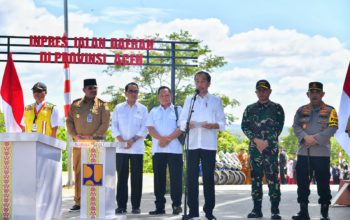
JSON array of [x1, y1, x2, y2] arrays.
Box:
[[64, 0, 73, 187]]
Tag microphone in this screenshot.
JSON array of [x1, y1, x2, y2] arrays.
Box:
[[193, 89, 200, 100], [194, 89, 200, 95]]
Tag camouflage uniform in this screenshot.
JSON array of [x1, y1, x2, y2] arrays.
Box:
[[241, 101, 285, 203]]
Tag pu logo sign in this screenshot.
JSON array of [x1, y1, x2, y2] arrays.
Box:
[[83, 164, 103, 186]]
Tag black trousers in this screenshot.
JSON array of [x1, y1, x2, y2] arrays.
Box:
[[152, 153, 183, 210], [296, 155, 332, 204], [187, 149, 216, 217], [280, 165, 287, 184], [116, 153, 143, 210]]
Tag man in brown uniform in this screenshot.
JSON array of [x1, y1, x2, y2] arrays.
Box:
[[238, 148, 251, 184], [66, 78, 110, 211]]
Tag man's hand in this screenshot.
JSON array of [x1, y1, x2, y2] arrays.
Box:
[[253, 138, 268, 153], [116, 135, 124, 142], [159, 136, 171, 147], [202, 123, 219, 129], [189, 122, 195, 130], [304, 135, 318, 147], [126, 139, 134, 149]]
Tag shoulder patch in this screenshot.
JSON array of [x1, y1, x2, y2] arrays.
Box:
[[328, 108, 338, 127]]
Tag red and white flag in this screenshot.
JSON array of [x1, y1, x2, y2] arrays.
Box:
[[335, 62, 350, 156], [0, 53, 24, 132]]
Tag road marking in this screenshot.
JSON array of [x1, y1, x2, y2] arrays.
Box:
[[166, 195, 265, 220], [215, 196, 253, 208]]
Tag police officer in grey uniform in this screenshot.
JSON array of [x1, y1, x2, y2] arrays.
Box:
[[292, 82, 338, 220]]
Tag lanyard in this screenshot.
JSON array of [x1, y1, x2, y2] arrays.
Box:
[[33, 102, 46, 124]]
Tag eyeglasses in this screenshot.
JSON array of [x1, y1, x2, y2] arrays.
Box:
[[127, 90, 139, 94], [33, 90, 44, 93], [86, 86, 98, 90]]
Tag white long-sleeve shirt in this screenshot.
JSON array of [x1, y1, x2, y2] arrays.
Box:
[[179, 93, 225, 150], [146, 104, 182, 155], [111, 101, 148, 154]]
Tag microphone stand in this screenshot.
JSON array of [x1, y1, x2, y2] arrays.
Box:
[[182, 91, 198, 220]]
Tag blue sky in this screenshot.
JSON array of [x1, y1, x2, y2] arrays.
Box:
[[1, 0, 350, 126], [35, 0, 350, 45]]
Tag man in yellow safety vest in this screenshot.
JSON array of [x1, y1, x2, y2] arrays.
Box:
[[23, 82, 60, 138]]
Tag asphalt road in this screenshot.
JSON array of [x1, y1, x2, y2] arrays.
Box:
[[59, 184, 350, 220]]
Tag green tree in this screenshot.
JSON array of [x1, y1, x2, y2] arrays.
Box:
[[280, 128, 299, 156], [0, 111, 5, 133], [104, 30, 238, 113], [104, 30, 242, 174], [330, 138, 350, 165], [56, 127, 68, 171]]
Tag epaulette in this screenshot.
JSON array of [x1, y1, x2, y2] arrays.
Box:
[[72, 98, 82, 103]]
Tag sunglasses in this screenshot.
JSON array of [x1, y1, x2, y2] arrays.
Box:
[[33, 90, 45, 93], [127, 89, 139, 94]]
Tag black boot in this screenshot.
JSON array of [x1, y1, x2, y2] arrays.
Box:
[[320, 204, 330, 220], [271, 201, 281, 219], [247, 200, 263, 218], [292, 203, 310, 220]]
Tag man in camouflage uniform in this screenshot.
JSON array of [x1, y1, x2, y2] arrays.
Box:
[[241, 80, 285, 219], [292, 82, 338, 220]]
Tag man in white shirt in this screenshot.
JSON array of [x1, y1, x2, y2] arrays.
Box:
[[23, 82, 60, 138], [146, 86, 184, 216], [111, 82, 148, 214], [179, 71, 225, 220]]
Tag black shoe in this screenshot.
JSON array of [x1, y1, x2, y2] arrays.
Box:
[[115, 208, 127, 214], [182, 214, 199, 220], [292, 203, 310, 220], [149, 209, 165, 215], [69, 204, 80, 211], [320, 204, 330, 220], [271, 201, 281, 219], [173, 206, 183, 215], [205, 214, 217, 220], [247, 200, 263, 218], [132, 208, 141, 214], [247, 210, 263, 218], [271, 213, 281, 219]]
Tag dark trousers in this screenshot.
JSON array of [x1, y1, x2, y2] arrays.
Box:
[[187, 149, 216, 217], [152, 153, 183, 210], [116, 153, 143, 210], [296, 155, 332, 204], [280, 165, 287, 184]]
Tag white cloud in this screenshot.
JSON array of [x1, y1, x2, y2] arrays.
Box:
[[101, 7, 170, 25], [0, 0, 98, 37], [0, 0, 108, 117], [1, 4, 349, 128], [132, 18, 350, 126]]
